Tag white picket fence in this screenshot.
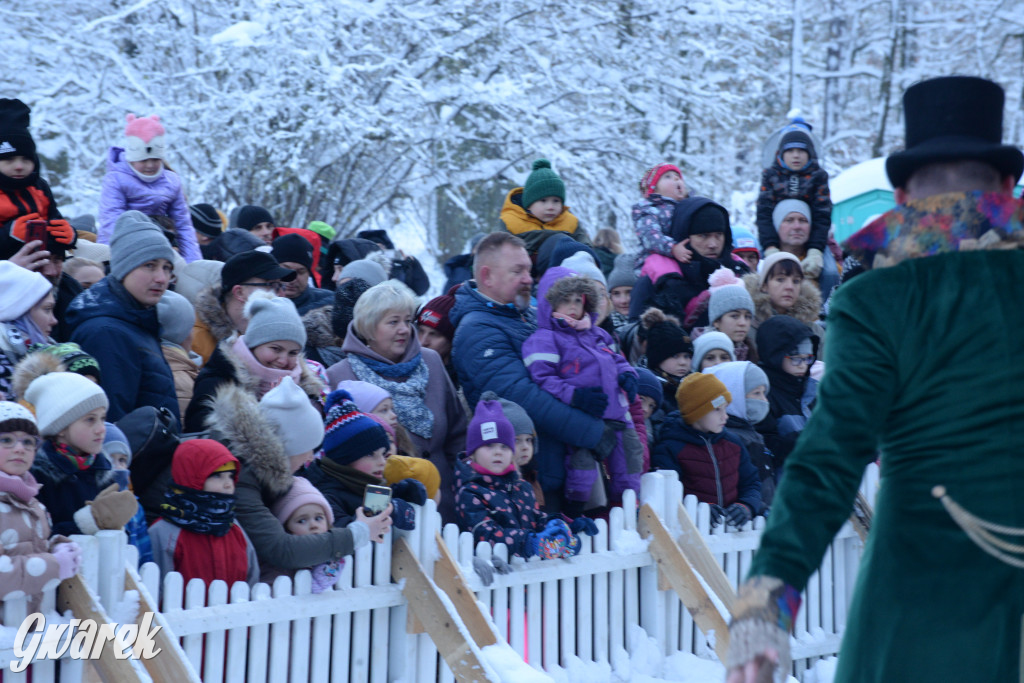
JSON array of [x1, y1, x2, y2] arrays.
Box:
[[1, 464, 881, 681]]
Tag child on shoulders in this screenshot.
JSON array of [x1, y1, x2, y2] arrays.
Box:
[[631, 163, 689, 273]]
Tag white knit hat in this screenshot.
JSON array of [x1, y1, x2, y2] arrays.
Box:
[[0, 261, 52, 322], [259, 376, 323, 457], [0, 401, 37, 434], [757, 252, 803, 287], [24, 372, 109, 437]]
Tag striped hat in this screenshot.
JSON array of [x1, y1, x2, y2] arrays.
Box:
[[322, 389, 389, 465]]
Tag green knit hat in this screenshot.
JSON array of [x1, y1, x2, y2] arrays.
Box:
[[522, 159, 566, 209]]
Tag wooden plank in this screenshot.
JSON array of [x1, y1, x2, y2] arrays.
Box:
[[56, 575, 144, 683], [637, 504, 730, 664], [391, 537, 498, 683], [676, 502, 737, 614], [123, 565, 201, 683], [432, 532, 498, 648]]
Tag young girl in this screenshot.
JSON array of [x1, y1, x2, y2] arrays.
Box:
[[744, 252, 825, 358], [269, 477, 341, 592], [0, 261, 57, 400], [690, 267, 757, 361], [300, 390, 424, 532], [25, 371, 138, 537], [522, 267, 642, 517], [148, 440, 259, 585], [692, 331, 736, 372], [98, 114, 200, 262], [0, 401, 81, 608], [606, 253, 636, 330], [334, 379, 419, 457], [641, 307, 693, 406], [455, 396, 588, 560], [631, 163, 688, 273]]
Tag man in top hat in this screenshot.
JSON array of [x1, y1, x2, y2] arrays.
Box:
[[726, 76, 1024, 682]]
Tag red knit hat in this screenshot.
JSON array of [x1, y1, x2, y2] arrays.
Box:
[[639, 163, 683, 197], [415, 294, 457, 342]]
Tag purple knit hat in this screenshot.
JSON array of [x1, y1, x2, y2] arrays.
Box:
[[466, 392, 515, 454], [334, 380, 391, 414]]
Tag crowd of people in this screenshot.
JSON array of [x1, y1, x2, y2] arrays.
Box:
[[2, 74, 1023, 682]]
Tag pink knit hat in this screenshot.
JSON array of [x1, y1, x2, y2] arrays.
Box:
[[271, 477, 334, 527], [334, 380, 391, 414], [124, 114, 166, 162], [639, 163, 683, 197]]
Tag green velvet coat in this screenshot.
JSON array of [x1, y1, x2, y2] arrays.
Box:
[[748, 193, 1024, 682]]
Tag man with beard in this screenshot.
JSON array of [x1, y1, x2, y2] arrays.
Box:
[[449, 232, 608, 513]]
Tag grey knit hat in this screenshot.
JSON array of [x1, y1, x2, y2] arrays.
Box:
[[771, 199, 812, 230], [692, 331, 736, 370], [743, 363, 769, 396], [561, 251, 607, 289], [339, 259, 387, 287], [24, 372, 109, 437], [156, 289, 196, 347], [243, 293, 306, 348], [607, 253, 636, 291], [708, 284, 755, 324], [109, 210, 176, 281], [496, 396, 534, 436]]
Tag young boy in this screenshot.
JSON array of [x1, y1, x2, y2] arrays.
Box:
[[455, 395, 588, 560], [270, 477, 342, 593], [0, 99, 76, 261], [522, 267, 643, 517], [148, 439, 259, 585], [652, 373, 762, 529], [500, 159, 590, 268], [641, 308, 693, 406], [755, 118, 831, 277]]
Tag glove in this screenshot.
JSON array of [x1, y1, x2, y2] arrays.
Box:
[[594, 419, 625, 460], [566, 533, 582, 557], [47, 219, 76, 246], [709, 504, 726, 529], [617, 372, 638, 404], [800, 248, 824, 278], [725, 502, 752, 528], [571, 387, 608, 418], [10, 213, 42, 242], [311, 560, 343, 593], [391, 478, 427, 506], [391, 498, 416, 531], [491, 555, 512, 576], [472, 557, 495, 586], [569, 516, 599, 537], [87, 484, 139, 530], [52, 542, 82, 580], [526, 530, 569, 560], [725, 576, 799, 680]]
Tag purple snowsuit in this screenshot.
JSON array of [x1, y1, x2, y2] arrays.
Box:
[[98, 146, 201, 262], [522, 267, 642, 503]]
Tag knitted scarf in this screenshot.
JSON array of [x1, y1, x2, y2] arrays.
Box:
[[0, 470, 41, 503], [346, 353, 434, 439], [318, 457, 385, 497], [160, 486, 237, 537], [54, 441, 95, 471]]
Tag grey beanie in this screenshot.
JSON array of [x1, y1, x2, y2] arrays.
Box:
[[109, 210, 176, 281], [496, 396, 534, 436], [708, 284, 755, 324], [771, 199, 812, 230], [339, 259, 387, 287], [243, 293, 307, 348], [607, 252, 637, 291], [692, 331, 736, 370], [743, 363, 769, 396], [156, 289, 196, 347]]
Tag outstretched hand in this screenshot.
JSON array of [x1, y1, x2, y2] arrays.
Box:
[[725, 648, 779, 683]]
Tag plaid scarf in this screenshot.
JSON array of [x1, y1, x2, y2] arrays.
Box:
[[55, 441, 95, 471]]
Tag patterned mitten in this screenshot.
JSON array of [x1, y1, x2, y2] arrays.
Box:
[[311, 560, 343, 593], [391, 498, 417, 531], [725, 576, 800, 680]]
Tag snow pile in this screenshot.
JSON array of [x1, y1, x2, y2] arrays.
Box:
[[211, 22, 266, 47], [611, 529, 650, 555], [481, 641, 554, 683]]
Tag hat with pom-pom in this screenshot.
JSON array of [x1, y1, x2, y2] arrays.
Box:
[[638, 163, 683, 197], [778, 117, 814, 156], [467, 391, 516, 454], [124, 114, 166, 162], [641, 308, 692, 372], [242, 292, 306, 348], [707, 267, 755, 324], [272, 475, 335, 527], [522, 159, 565, 209], [260, 376, 324, 457], [322, 389, 390, 464]]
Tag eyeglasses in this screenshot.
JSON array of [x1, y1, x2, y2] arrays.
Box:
[[783, 354, 816, 366], [0, 435, 41, 450], [239, 281, 284, 292]]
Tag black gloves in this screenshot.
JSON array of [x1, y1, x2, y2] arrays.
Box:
[[709, 504, 726, 529], [571, 387, 608, 417], [710, 502, 753, 529], [618, 372, 638, 403], [391, 478, 427, 506]]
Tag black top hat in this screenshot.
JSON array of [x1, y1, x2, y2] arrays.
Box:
[[886, 76, 1024, 188]]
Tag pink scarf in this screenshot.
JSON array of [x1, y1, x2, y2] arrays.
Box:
[[232, 336, 303, 397], [0, 470, 41, 503], [552, 313, 592, 331]]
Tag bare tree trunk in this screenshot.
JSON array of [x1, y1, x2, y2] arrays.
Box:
[[872, 0, 903, 158], [823, 2, 845, 142]]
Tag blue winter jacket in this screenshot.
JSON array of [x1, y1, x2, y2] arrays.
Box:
[[450, 281, 604, 494], [66, 277, 180, 422]]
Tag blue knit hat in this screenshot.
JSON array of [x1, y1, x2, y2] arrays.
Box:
[[102, 423, 132, 465], [322, 389, 389, 465], [635, 367, 662, 403], [466, 396, 515, 455]]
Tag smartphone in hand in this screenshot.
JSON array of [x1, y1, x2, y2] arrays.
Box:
[[362, 484, 392, 516], [25, 220, 48, 245]]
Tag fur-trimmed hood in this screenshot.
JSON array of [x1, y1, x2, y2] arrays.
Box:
[[194, 285, 237, 344], [215, 336, 325, 400], [537, 266, 600, 330], [203, 382, 293, 498], [11, 351, 65, 402], [743, 272, 821, 326], [302, 305, 342, 349]]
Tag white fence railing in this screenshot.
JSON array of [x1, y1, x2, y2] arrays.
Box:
[[1, 464, 880, 681]]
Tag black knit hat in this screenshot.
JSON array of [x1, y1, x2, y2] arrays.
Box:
[[271, 233, 314, 271], [189, 203, 223, 238], [0, 99, 36, 160], [236, 205, 275, 232], [688, 204, 729, 235], [641, 308, 692, 370]]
